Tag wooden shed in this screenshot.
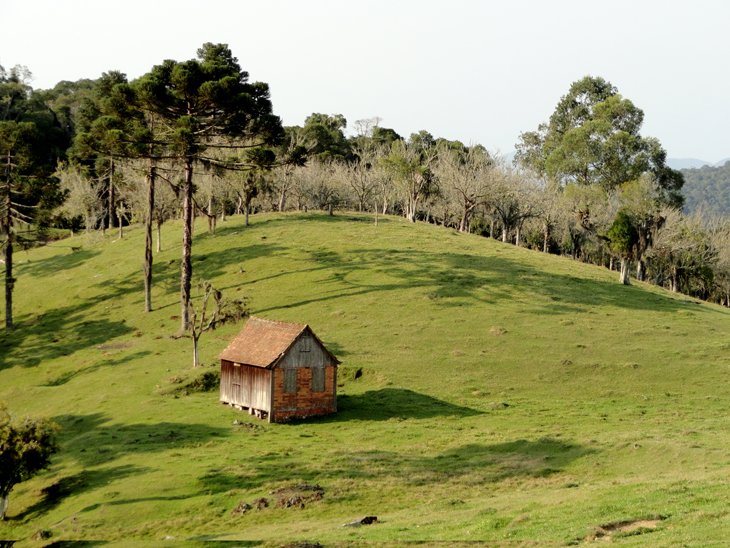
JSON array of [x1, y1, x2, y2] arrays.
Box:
[[219, 317, 340, 422]]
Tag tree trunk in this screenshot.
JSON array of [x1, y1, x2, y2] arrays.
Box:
[[117, 211, 123, 239], [0, 493, 8, 520], [489, 218, 494, 239], [207, 196, 215, 234], [278, 188, 287, 212], [406, 198, 417, 223], [459, 213, 468, 233], [3, 165, 13, 330], [180, 158, 194, 332], [501, 226, 508, 243], [609, 256, 614, 271], [4, 220, 13, 331], [108, 157, 115, 230], [636, 259, 645, 282], [619, 258, 631, 285], [543, 223, 549, 253], [193, 335, 200, 368], [156, 221, 162, 253], [244, 203, 250, 227], [144, 163, 156, 313], [515, 226, 521, 247]]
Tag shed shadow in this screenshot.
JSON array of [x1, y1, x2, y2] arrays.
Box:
[[331, 388, 481, 421]]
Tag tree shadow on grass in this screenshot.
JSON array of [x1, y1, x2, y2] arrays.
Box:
[[16, 248, 100, 278], [11, 465, 145, 522], [203, 212, 389, 240], [0, 301, 135, 370], [251, 244, 701, 316], [41, 351, 153, 387], [198, 436, 592, 494], [334, 437, 593, 485], [53, 413, 231, 466], [332, 388, 481, 421], [98, 243, 286, 313]]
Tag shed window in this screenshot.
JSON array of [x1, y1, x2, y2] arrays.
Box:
[[284, 369, 297, 393], [311, 367, 325, 392], [300, 337, 311, 352]]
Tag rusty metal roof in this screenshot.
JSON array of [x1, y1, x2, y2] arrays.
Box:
[[219, 317, 313, 368]]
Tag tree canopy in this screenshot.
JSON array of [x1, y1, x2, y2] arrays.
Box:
[[136, 43, 283, 331], [0, 403, 59, 519], [515, 75, 684, 207]]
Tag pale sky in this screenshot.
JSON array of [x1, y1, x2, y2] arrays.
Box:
[[3, 0, 729, 161]]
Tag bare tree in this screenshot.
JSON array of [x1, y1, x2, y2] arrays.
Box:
[[709, 218, 730, 306], [491, 167, 539, 245], [353, 116, 382, 138], [55, 163, 104, 233], [557, 183, 615, 261], [187, 281, 247, 368], [384, 139, 438, 222], [531, 181, 564, 252], [341, 144, 386, 212], [647, 209, 717, 295], [223, 168, 270, 226], [119, 160, 179, 253], [434, 144, 495, 232]]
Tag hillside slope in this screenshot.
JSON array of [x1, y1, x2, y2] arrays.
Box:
[[1, 213, 730, 544]]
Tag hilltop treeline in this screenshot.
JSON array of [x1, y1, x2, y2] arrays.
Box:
[[681, 162, 730, 217], [2, 46, 730, 332]]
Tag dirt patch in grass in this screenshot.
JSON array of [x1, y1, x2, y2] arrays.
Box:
[[97, 341, 134, 351], [585, 516, 666, 541], [271, 483, 325, 509]]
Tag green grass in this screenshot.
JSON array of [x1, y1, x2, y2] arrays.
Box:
[[2, 211, 730, 545]]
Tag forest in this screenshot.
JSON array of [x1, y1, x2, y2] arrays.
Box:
[[2, 42, 730, 337], [681, 161, 730, 217]]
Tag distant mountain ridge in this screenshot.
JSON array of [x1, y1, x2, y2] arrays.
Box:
[[668, 157, 730, 170], [505, 153, 729, 171]]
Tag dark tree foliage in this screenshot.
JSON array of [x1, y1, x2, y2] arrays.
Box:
[[0, 403, 59, 519], [681, 161, 730, 217], [1, 66, 68, 329], [371, 126, 402, 148], [37, 78, 97, 148], [607, 209, 640, 285], [136, 43, 283, 331], [74, 74, 163, 311], [301, 113, 353, 162]]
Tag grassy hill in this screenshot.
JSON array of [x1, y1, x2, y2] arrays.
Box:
[[2, 212, 730, 545]]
